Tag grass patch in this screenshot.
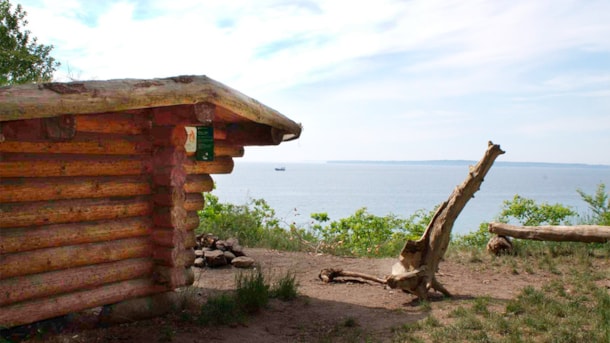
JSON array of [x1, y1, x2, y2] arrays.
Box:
[[394, 267, 610, 342], [235, 267, 270, 314], [196, 268, 299, 327], [197, 293, 243, 326], [270, 271, 299, 301]]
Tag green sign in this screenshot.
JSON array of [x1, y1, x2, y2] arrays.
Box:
[[195, 126, 214, 161]]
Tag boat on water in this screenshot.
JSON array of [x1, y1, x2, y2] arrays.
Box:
[[274, 167, 286, 171]]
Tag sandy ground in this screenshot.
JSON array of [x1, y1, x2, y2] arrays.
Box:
[[9, 247, 610, 342]]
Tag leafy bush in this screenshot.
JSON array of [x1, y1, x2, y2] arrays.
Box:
[[497, 194, 576, 226], [310, 207, 434, 257], [454, 194, 576, 251], [197, 193, 316, 251], [578, 183, 610, 225]]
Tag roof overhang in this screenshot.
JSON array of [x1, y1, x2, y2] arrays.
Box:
[[0, 75, 302, 143]]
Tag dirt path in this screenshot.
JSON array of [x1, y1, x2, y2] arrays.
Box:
[[14, 248, 608, 342]]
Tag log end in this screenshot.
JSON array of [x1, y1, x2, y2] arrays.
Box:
[[318, 268, 342, 283], [486, 235, 513, 256]]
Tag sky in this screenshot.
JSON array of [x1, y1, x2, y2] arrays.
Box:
[[16, 0, 610, 164]]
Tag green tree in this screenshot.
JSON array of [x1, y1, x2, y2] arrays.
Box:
[[498, 195, 576, 226], [577, 183, 610, 225], [1, 0, 59, 85]]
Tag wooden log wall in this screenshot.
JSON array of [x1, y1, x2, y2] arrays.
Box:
[[0, 103, 241, 328]]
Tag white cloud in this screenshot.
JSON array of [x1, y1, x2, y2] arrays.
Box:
[[15, 0, 610, 164]]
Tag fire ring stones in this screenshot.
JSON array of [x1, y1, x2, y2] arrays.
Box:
[[193, 234, 254, 268]]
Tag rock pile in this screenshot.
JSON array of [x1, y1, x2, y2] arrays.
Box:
[[193, 234, 255, 268]]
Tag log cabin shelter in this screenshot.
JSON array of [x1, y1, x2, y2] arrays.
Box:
[[0, 75, 302, 328]]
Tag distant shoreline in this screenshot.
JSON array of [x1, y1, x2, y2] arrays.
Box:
[[326, 160, 610, 169]]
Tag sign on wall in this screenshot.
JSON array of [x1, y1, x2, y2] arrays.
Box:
[[185, 126, 214, 161]]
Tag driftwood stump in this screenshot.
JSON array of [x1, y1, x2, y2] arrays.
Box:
[[320, 142, 505, 301]]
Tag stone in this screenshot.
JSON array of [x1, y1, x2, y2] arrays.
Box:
[[231, 244, 245, 257], [215, 240, 227, 251], [194, 250, 204, 257], [223, 251, 236, 263], [231, 256, 255, 268], [204, 250, 227, 267], [193, 257, 205, 268], [226, 237, 239, 248]]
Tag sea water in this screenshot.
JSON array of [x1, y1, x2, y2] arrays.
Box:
[[210, 162, 610, 235]]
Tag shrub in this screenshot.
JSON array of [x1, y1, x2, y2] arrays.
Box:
[[310, 207, 434, 257], [270, 271, 299, 301], [235, 267, 270, 314], [578, 183, 610, 225], [197, 193, 317, 251]]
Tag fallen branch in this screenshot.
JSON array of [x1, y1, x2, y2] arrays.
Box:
[[318, 268, 387, 284], [489, 222, 610, 243]]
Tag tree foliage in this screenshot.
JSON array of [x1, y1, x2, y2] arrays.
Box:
[[498, 195, 576, 226], [577, 183, 610, 225], [0, 0, 59, 85], [310, 207, 434, 257]]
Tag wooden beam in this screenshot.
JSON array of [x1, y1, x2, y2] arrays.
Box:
[[153, 248, 195, 268], [184, 193, 205, 212], [0, 176, 151, 203], [153, 186, 186, 207], [151, 125, 187, 146], [183, 156, 234, 175], [152, 205, 188, 230], [0, 237, 152, 280], [225, 123, 284, 146], [0, 258, 153, 306], [214, 143, 244, 158], [184, 174, 213, 193], [488, 222, 610, 243], [0, 278, 165, 328], [0, 217, 152, 254], [151, 228, 196, 249], [0, 159, 151, 178], [43, 115, 75, 141], [75, 112, 151, 135], [0, 196, 152, 228], [151, 103, 215, 126], [152, 166, 187, 187], [0, 136, 152, 155], [185, 211, 200, 231]]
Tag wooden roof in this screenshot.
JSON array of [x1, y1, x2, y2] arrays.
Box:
[[0, 75, 301, 141]]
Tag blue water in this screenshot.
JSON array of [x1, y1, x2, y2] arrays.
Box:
[[210, 162, 610, 235]]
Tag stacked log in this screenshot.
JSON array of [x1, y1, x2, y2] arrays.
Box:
[[0, 112, 164, 328], [193, 234, 255, 268]]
